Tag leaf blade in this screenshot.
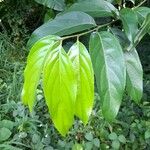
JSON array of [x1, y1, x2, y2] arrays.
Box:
[[120, 8, 139, 43], [89, 31, 126, 121], [134, 7, 150, 25], [22, 35, 59, 111], [43, 43, 77, 136], [27, 11, 96, 49], [124, 48, 143, 103], [35, 0, 65, 11], [68, 41, 94, 124], [66, 0, 118, 17]]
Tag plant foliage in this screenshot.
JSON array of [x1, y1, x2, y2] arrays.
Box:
[[21, 0, 150, 135]]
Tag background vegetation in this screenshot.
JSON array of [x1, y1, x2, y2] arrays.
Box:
[[0, 0, 150, 149]]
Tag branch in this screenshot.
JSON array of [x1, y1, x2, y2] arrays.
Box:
[[61, 20, 118, 40], [133, 0, 147, 9]]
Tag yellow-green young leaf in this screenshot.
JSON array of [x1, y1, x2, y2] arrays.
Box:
[[68, 41, 94, 124], [89, 32, 126, 121], [124, 49, 143, 103], [22, 35, 60, 112], [43, 43, 77, 136]]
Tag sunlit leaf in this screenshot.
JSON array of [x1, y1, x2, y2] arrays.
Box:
[[22, 35, 60, 111], [68, 41, 94, 124], [43, 42, 77, 136]]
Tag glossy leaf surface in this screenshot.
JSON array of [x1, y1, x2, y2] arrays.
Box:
[[124, 49, 143, 103], [68, 41, 94, 124], [66, 0, 118, 17], [35, 0, 65, 11], [120, 8, 138, 43], [27, 11, 96, 49], [134, 7, 150, 25], [22, 35, 59, 111], [43, 43, 77, 136], [134, 13, 150, 44], [89, 32, 126, 121]]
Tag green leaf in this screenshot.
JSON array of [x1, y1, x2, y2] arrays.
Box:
[[134, 13, 150, 44], [120, 8, 139, 43], [93, 138, 100, 148], [27, 11, 96, 49], [0, 120, 14, 130], [112, 140, 120, 149], [89, 32, 126, 121], [44, 9, 54, 23], [72, 143, 83, 150], [108, 132, 118, 140], [145, 129, 150, 139], [118, 135, 126, 143], [0, 127, 11, 142], [110, 27, 130, 49], [134, 7, 150, 25], [35, 0, 65, 11], [66, 0, 118, 17], [43, 42, 77, 136], [124, 49, 143, 103], [85, 132, 93, 141], [22, 35, 60, 111], [68, 41, 94, 124]]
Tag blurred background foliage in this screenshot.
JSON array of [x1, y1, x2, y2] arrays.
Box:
[[0, 0, 150, 149]]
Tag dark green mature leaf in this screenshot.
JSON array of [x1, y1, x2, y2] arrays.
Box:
[[134, 7, 150, 25], [35, 0, 65, 11], [43, 42, 77, 136], [66, 0, 118, 17], [89, 32, 126, 121], [22, 35, 60, 111], [110, 27, 130, 49], [120, 8, 139, 43], [124, 49, 143, 103], [134, 13, 150, 44], [68, 41, 94, 124], [27, 11, 96, 49]]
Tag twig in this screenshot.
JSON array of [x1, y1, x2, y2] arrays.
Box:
[[133, 0, 147, 9], [61, 20, 118, 40]]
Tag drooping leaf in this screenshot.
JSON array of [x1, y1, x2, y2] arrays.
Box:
[[43, 43, 77, 136], [27, 11, 96, 49], [124, 48, 143, 103], [65, 0, 118, 17], [89, 31, 126, 121], [120, 8, 139, 43], [134, 7, 150, 25], [22, 35, 60, 111], [68, 41, 94, 124], [35, 0, 65, 11]]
